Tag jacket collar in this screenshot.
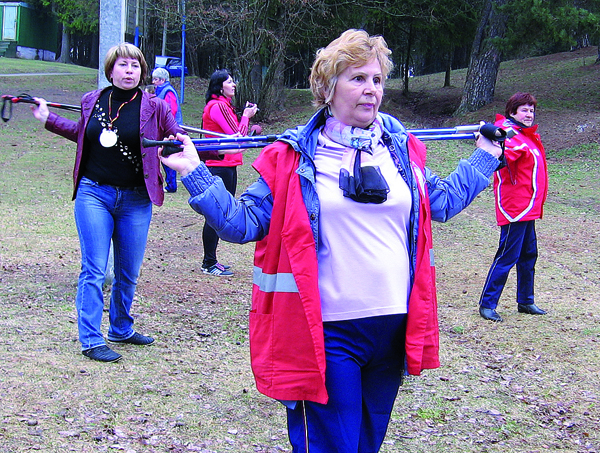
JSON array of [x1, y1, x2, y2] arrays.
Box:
[[210, 94, 232, 105], [278, 108, 409, 159], [497, 113, 539, 136], [139, 89, 154, 131]]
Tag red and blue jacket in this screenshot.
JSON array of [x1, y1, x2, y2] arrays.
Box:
[[182, 108, 500, 403]]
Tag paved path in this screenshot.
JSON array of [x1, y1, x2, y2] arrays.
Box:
[[0, 72, 85, 77]]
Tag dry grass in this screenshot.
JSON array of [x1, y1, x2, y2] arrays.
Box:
[[1, 50, 600, 452]]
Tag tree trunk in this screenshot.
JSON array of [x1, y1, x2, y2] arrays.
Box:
[[58, 29, 71, 64], [444, 49, 453, 87], [454, 0, 507, 115], [162, 16, 167, 56], [231, 4, 289, 120], [402, 21, 414, 95], [89, 32, 99, 69]]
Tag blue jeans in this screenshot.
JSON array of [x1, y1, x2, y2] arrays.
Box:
[[479, 220, 538, 309], [287, 314, 407, 452], [74, 177, 152, 350]]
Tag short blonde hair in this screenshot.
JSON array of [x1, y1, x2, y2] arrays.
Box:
[[309, 29, 394, 107], [104, 43, 149, 86]]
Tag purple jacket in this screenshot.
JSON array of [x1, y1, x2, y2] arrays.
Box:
[[45, 87, 219, 207]]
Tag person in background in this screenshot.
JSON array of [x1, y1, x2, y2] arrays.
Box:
[[478, 92, 548, 322], [152, 67, 182, 193], [30, 43, 227, 363], [200, 69, 262, 276], [161, 29, 502, 452]]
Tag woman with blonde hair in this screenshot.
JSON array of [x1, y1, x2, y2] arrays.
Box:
[[162, 29, 502, 451], [30, 43, 224, 363]]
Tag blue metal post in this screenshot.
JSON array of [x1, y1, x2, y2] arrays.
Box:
[[180, 0, 186, 103], [134, 0, 140, 47]]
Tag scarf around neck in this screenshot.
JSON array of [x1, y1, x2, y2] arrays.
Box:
[[322, 116, 389, 204]]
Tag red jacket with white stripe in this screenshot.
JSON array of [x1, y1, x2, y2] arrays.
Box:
[[493, 114, 548, 225], [249, 135, 439, 404], [182, 109, 500, 404]]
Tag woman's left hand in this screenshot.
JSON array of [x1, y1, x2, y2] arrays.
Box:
[[31, 97, 50, 125], [159, 133, 201, 176]]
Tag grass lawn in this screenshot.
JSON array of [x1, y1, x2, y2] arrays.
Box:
[[1, 51, 599, 452]]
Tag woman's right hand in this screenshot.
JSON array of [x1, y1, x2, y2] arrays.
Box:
[[159, 133, 201, 177], [242, 102, 259, 119], [31, 97, 50, 125]]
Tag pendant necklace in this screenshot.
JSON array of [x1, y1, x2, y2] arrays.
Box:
[[99, 90, 139, 148]]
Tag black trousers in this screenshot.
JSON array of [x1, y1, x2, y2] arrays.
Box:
[[202, 165, 237, 268]]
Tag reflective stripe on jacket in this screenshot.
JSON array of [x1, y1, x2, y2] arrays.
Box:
[[183, 107, 500, 403]]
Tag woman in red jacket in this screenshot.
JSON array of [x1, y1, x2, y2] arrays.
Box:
[[163, 30, 502, 452], [478, 92, 549, 322], [200, 69, 261, 276]]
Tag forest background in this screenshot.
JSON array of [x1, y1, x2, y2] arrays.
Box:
[[26, 0, 600, 116]]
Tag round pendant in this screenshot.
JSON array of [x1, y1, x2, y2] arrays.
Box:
[[99, 129, 118, 148]]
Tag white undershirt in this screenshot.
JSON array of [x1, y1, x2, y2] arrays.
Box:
[[314, 132, 412, 322]]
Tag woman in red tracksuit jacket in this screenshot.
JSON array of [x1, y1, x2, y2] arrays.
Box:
[[478, 92, 549, 322], [200, 69, 261, 276]]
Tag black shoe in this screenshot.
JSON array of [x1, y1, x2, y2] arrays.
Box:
[[109, 332, 155, 345], [518, 303, 547, 315], [82, 345, 122, 363], [479, 306, 503, 322]]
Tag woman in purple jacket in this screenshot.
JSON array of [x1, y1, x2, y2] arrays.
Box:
[[30, 43, 222, 363]]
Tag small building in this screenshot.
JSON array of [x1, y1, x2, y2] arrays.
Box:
[[0, 1, 59, 60]]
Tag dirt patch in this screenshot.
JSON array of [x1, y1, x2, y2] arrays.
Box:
[[2, 52, 600, 452]]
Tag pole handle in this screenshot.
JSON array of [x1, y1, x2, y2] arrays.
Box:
[[142, 138, 184, 157]]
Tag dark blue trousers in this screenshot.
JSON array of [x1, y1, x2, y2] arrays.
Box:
[[162, 163, 178, 193], [479, 220, 538, 309], [286, 314, 406, 453]]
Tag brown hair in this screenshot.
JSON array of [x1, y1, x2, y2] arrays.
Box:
[[309, 29, 394, 108], [104, 43, 148, 86], [505, 92, 537, 118]]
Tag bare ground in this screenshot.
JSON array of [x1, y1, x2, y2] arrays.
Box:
[[1, 48, 600, 452]]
